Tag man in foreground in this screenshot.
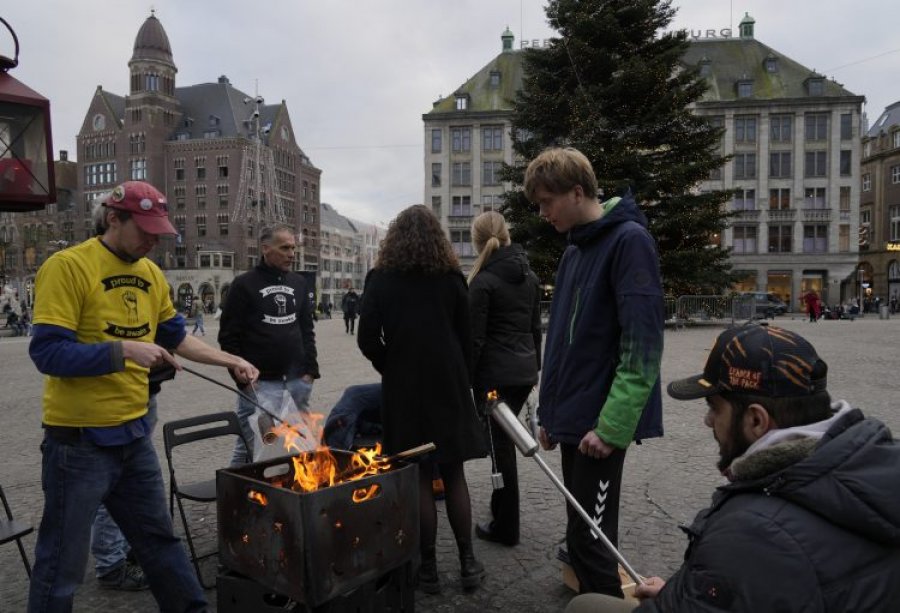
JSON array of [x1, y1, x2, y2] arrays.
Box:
[[525, 146, 664, 597], [567, 324, 900, 612], [28, 181, 258, 612]]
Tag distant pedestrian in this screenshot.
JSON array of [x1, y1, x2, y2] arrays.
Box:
[[803, 290, 820, 323], [191, 309, 205, 336], [342, 289, 360, 334]]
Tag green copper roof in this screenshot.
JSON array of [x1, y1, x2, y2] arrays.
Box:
[[681, 38, 859, 103], [426, 49, 525, 115]]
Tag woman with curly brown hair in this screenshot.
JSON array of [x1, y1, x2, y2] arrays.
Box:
[[358, 204, 486, 594]]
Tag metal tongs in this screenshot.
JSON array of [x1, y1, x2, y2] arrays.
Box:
[[488, 396, 645, 586]]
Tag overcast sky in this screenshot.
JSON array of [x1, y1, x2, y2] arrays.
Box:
[[3, 1, 898, 224]]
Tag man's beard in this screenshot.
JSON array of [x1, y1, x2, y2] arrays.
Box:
[[717, 427, 753, 474]]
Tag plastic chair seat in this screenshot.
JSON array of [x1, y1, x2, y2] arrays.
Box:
[[177, 479, 217, 502]]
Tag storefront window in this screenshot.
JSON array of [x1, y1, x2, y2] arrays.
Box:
[[767, 271, 792, 311]]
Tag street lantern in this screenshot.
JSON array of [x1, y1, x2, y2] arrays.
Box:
[[0, 17, 55, 212]]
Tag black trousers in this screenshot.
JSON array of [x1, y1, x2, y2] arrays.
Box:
[[477, 385, 532, 544], [560, 442, 627, 597], [344, 315, 356, 333]]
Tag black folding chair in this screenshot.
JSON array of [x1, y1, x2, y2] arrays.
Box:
[[0, 483, 34, 578], [162, 411, 248, 589]]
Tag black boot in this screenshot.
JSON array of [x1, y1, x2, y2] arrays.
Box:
[[417, 549, 440, 594], [459, 544, 485, 591]]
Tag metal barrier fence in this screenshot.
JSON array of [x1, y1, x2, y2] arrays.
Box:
[[543, 295, 767, 332]]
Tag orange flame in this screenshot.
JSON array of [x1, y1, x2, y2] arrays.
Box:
[[352, 483, 382, 503], [267, 413, 392, 493], [487, 390, 499, 402], [247, 490, 268, 506]]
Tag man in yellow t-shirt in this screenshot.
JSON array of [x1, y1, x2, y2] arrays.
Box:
[[27, 181, 258, 613]]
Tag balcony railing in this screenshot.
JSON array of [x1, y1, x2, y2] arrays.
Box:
[[732, 209, 761, 221], [802, 208, 831, 222], [447, 214, 473, 228], [767, 209, 796, 222]]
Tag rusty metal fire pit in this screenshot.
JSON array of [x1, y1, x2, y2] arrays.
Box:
[[217, 449, 419, 607]]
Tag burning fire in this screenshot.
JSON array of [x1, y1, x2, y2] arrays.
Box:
[[487, 390, 499, 402], [269, 419, 392, 497], [247, 490, 268, 506]]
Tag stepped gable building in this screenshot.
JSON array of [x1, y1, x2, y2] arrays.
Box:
[[76, 11, 321, 311], [859, 101, 900, 303], [684, 13, 863, 308], [423, 27, 525, 270], [426, 18, 864, 307]]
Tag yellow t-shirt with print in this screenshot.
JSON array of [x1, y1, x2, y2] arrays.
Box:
[[33, 238, 177, 426]]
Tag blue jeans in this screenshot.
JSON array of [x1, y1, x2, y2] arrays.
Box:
[[28, 425, 205, 612], [230, 377, 313, 465], [90, 396, 159, 576]]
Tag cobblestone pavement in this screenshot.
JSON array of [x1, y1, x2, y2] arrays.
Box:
[[1, 316, 898, 612]]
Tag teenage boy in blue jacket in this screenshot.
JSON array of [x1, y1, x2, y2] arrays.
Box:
[[525, 147, 664, 598]]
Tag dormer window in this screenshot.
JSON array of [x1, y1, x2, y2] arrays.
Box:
[[208, 115, 220, 127], [736, 80, 753, 99], [806, 77, 825, 97], [183, 117, 194, 128], [698, 56, 712, 77], [764, 54, 779, 74], [455, 94, 469, 111], [490, 70, 501, 87]]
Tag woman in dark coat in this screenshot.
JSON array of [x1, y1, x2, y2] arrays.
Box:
[[357, 205, 486, 593], [468, 211, 542, 547]]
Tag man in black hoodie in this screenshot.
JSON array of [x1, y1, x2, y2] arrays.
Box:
[[567, 324, 900, 612], [219, 224, 319, 464]]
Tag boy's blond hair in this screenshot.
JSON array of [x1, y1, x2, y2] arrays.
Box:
[[523, 147, 598, 202]]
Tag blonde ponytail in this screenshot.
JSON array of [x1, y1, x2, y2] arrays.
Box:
[[467, 211, 511, 283]]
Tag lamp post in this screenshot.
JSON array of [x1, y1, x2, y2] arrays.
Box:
[[0, 17, 56, 212]]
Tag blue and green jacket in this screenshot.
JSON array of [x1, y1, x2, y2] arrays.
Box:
[[538, 193, 664, 448]]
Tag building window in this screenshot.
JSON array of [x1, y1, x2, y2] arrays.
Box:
[[733, 153, 756, 179], [892, 165, 900, 184], [733, 188, 756, 210], [894, 131, 900, 149], [174, 157, 185, 181], [803, 224, 828, 253], [736, 81, 753, 98], [769, 188, 791, 210], [840, 114, 852, 140], [455, 95, 468, 111], [839, 186, 851, 216], [807, 78, 824, 96], [769, 225, 793, 253], [839, 150, 852, 176], [770, 114, 793, 143], [129, 159, 146, 180], [431, 163, 441, 187], [891, 205, 900, 241], [482, 126, 503, 151], [764, 56, 778, 73], [451, 127, 471, 152], [732, 226, 757, 254], [217, 213, 229, 236], [431, 196, 441, 218], [217, 155, 229, 178], [431, 129, 442, 153], [196, 215, 207, 237], [451, 196, 472, 216], [804, 187, 826, 209], [483, 161, 502, 186], [489, 70, 501, 87], [862, 173, 871, 191], [805, 114, 828, 141], [769, 151, 791, 178], [482, 194, 502, 212], [451, 162, 471, 186], [839, 225, 850, 252], [804, 151, 827, 177], [734, 116, 757, 143], [450, 230, 473, 256], [195, 157, 207, 180]]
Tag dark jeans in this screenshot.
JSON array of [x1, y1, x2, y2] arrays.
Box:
[[28, 432, 206, 613], [344, 315, 356, 333], [477, 385, 532, 543], [560, 442, 627, 598]]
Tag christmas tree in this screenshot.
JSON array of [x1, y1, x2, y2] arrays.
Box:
[[501, 0, 734, 294]]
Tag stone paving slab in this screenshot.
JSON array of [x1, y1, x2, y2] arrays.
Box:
[[0, 315, 898, 612]]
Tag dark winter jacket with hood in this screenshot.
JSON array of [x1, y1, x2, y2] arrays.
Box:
[[469, 243, 542, 392], [218, 262, 318, 381], [538, 193, 664, 448], [639, 404, 900, 612]]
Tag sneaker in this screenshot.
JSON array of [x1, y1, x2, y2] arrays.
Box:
[[98, 562, 150, 591]]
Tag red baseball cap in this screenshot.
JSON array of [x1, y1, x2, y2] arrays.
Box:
[[103, 181, 178, 236]]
